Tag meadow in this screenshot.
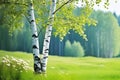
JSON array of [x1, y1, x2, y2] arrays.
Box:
[[0, 50, 120, 80]]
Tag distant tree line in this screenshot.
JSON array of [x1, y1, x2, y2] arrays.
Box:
[[0, 9, 120, 58], [64, 40, 84, 57]]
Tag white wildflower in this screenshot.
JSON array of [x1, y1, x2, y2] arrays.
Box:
[[6, 63, 10, 66], [2, 60, 6, 63], [11, 57, 17, 61], [2, 57, 6, 60], [1, 56, 31, 72]]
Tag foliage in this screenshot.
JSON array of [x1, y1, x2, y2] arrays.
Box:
[[53, 4, 97, 40], [0, 55, 30, 80], [0, 0, 48, 33], [0, 0, 113, 38], [52, 0, 116, 40], [64, 40, 84, 57], [0, 0, 28, 33]]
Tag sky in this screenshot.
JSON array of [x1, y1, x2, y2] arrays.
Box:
[[94, 0, 120, 15], [77, 0, 120, 15]]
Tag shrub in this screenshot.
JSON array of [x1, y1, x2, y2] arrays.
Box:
[[0, 55, 30, 80], [64, 40, 84, 57]]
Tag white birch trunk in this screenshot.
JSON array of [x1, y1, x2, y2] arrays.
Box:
[[28, 1, 41, 73], [41, 0, 57, 72]]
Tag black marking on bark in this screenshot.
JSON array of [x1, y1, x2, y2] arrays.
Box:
[[30, 3, 33, 6], [43, 56, 48, 59], [35, 56, 40, 61], [49, 17, 52, 20], [34, 63, 41, 73], [48, 29, 52, 31], [30, 8, 34, 11], [45, 49, 49, 51], [48, 36, 51, 37], [32, 45, 38, 49], [48, 30, 52, 31], [32, 34, 38, 38], [45, 52, 48, 53], [30, 20, 34, 23], [34, 64, 38, 72], [42, 64, 46, 67], [45, 40, 49, 42], [34, 55, 42, 73]]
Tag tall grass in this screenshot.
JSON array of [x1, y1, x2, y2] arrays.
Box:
[[0, 50, 120, 80]]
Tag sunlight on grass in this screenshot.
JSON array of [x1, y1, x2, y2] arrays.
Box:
[[0, 50, 120, 80]]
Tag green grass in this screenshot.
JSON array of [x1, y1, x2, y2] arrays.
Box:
[[0, 50, 120, 80]]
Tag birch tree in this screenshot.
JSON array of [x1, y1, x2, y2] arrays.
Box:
[[28, 0, 41, 73], [0, 0, 44, 73], [41, 0, 57, 72]]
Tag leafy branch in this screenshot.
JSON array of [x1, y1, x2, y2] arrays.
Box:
[[53, 0, 73, 14]]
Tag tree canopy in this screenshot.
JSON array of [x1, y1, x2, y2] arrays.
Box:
[[0, 0, 114, 38]]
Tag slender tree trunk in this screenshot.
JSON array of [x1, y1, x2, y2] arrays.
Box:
[[42, 0, 57, 72], [28, 0, 41, 73], [97, 31, 100, 57]]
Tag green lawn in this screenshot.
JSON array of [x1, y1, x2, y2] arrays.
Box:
[[0, 50, 120, 80]]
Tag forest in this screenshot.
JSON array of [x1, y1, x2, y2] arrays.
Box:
[[0, 9, 120, 58], [1, 0, 120, 80]]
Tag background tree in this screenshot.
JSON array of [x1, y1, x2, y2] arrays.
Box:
[[62, 10, 120, 58], [77, 11, 120, 58], [64, 40, 84, 57]]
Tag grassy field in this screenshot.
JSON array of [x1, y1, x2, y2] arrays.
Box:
[[0, 50, 120, 80]]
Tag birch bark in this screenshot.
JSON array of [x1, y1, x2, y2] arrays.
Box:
[[42, 0, 57, 72], [28, 0, 41, 73]]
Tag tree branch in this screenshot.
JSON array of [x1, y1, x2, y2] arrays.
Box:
[[53, 0, 73, 14]]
